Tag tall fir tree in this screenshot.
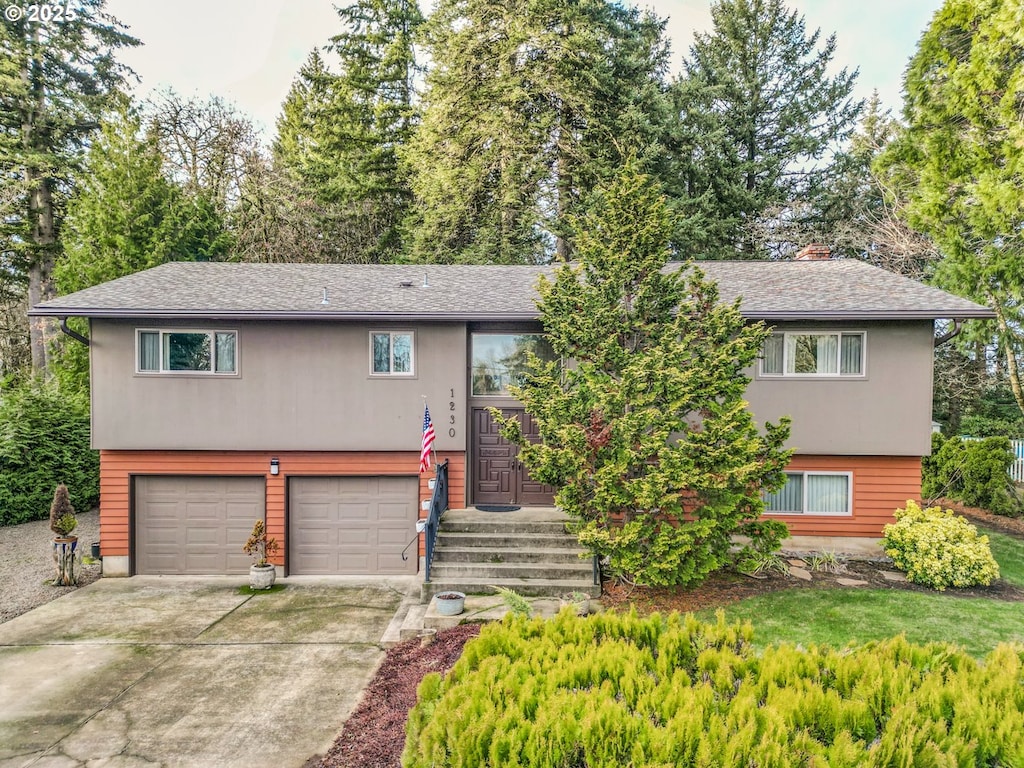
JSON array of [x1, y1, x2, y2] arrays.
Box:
[[0, 1, 138, 372], [877, 0, 1024, 420], [495, 167, 791, 586], [54, 103, 230, 392], [405, 0, 673, 264], [678, 0, 862, 259], [273, 0, 423, 263]]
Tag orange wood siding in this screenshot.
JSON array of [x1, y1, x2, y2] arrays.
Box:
[[99, 450, 466, 564], [768, 455, 921, 538]]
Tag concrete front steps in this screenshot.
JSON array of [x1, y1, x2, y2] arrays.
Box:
[[421, 507, 600, 601]]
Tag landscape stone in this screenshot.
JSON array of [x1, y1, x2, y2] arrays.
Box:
[[789, 567, 812, 581], [879, 570, 907, 582], [787, 559, 807, 567], [836, 578, 869, 587]]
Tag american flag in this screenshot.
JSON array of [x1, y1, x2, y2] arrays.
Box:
[[420, 404, 436, 473]]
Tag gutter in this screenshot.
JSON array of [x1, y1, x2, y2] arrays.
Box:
[[59, 317, 89, 346], [933, 319, 963, 348], [29, 308, 998, 322]]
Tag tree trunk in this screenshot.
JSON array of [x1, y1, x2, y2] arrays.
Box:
[[26, 169, 57, 373], [991, 298, 1024, 420]]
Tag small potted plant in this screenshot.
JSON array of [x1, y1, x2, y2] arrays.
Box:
[[243, 520, 279, 590], [49, 484, 79, 586], [433, 591, 466, 616]]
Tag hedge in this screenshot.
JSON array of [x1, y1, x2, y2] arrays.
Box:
[[922, 433, 1021, 517], [404, 611, 1024, 767], [0, 379, 99, 526]]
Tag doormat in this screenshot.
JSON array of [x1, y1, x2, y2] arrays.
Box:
[[475, 504, 521, 513]]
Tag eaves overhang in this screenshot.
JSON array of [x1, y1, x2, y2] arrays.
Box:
[[746, 309, 997, 321], [26, 308, 545, 321], [29, 307, 997, 322]]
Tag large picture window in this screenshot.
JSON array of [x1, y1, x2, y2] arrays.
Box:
[[761, 331, 864, 377], [137, 330, 237, 374], [471, 333, 556, 396], [371, 331, 414, 376], [764, 472, 852, 515]]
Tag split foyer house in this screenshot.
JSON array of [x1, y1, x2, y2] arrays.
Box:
[[29, 258, 992, 578]]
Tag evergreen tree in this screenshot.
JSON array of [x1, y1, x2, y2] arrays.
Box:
[[877, 0, 1024, 420], [496, 167, 791, 586], [53, 103, 229, 392], [678, 0, 862, 258], [405, 0, 673, 264], [0, 1, 138, 371], [273, 0, 423, 263]]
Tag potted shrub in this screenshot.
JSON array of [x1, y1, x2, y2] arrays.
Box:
[[243, 520, 279, 590], [49, 484, 79, 586]]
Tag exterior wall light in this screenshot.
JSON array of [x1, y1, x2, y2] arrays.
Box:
[[270, 458, 280, 476]]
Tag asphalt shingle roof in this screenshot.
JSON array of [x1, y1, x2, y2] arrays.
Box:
[[29, 260, 993, 321]]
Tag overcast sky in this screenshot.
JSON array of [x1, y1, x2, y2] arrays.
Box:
[[103, 0, 941, 141]]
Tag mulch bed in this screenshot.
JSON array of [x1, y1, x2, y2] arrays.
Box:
[[310, 514, 1024, 768], [312, 624, 482, 768]]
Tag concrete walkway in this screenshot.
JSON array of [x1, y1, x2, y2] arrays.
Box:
[[0, 576, 418, 768]]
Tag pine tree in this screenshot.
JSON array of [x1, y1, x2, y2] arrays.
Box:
[[0, 1, 138, 371], [678, 0, 862, 258], [878, 0, 1024, 420], [496, 167, 791, 586], [405, 0, 673, 264]]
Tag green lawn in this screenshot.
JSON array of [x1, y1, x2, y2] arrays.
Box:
[[693, 526, 1024, 658], [984, 527, 1024, 586]]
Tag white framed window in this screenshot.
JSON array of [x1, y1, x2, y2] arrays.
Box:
[[761, 332, 865, 377], [370, 331, 414, 376], [137, 330, 237, 375], [764, 471, 852, 515]]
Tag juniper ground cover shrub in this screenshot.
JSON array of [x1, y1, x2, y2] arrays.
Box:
[[883, 500, 1000, 590], [403, 611, 1024, 768]]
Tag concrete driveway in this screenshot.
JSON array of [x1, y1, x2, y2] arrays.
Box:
[[0, 576, 417, 768]]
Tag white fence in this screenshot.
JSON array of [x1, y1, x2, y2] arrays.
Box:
[[1013, 440, 1024, 484]]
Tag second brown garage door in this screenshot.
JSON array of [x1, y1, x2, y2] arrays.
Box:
[[289, 476, 418, 575]]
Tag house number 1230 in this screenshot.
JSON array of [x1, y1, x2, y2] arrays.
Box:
[[448, 388, 456, 437]]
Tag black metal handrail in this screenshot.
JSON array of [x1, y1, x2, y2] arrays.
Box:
[[424, 460, 448, 583]]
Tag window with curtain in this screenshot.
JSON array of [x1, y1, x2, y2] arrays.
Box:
[[760, 332, 865, 377], [137, 330, 237, 374], [763, 472, 851, 515], [370, 331, 414, 375]]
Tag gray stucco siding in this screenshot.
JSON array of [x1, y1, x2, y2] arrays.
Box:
[[745, 320, 935, 456], [90, 319, 468, 451]]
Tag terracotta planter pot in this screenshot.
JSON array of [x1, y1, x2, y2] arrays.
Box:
[[249, 563, 276, 590]]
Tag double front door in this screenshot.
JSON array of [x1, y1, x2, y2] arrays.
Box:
[[472, 408, 555, 505]]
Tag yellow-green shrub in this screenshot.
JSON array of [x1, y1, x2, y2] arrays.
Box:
[[402, 611, 1024, 767], [883, 500, 1000, 590]]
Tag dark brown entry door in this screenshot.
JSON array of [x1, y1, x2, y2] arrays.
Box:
[[472, 408, 555, 505]]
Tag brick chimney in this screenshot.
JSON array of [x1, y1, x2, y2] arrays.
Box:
[[795, 243, 831, 260]]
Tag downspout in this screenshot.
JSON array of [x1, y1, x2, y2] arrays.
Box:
[[933, 319, 962, 348], [59, 317, 89, 346]]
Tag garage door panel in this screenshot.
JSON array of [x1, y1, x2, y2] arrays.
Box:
[[290, 476, 417, 575], [135, 476, 265, 575]]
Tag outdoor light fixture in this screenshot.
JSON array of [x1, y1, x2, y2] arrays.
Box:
[[270, 458, 280, 476]]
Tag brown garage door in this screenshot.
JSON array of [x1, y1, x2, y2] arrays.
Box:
[[135, 476, 265, 575], [289, 476, 418, 575]]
